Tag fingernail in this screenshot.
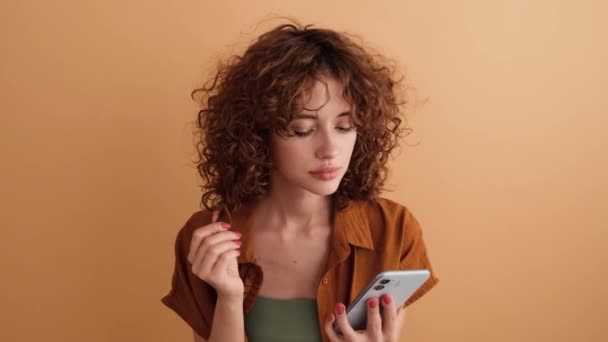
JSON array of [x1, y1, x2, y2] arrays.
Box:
[[233, 240, 242, 246], [326, 312, 334, 322], [336, 303, 345, 315], [382, 294, 392, 305], [234, 232, 242, 238], [368, 298, 378, 309], [220, 222, 231, 229]]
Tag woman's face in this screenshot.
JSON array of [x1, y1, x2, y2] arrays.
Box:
[[269, 77, 357, 197]]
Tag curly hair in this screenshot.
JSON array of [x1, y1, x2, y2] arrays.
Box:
[[192, 19, 411, 214]]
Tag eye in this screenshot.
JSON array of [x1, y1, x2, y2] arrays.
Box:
[[293, 130, 314, 137], [337, 126, 355, 132]]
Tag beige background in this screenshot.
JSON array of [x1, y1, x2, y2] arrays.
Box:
[[1, 1, 607, 341]]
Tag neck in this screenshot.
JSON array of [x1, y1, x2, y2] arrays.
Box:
[[253, 190, 333, 234]]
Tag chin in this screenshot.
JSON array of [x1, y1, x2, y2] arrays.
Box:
[[308, 186, 339, 197], [300, 179, 342, 196]]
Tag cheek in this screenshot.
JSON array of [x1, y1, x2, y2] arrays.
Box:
[[271, 138, 305, 167], [343, 133, 357, 153]]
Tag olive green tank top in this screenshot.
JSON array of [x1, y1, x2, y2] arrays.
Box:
[[244, 296, 323, 342]]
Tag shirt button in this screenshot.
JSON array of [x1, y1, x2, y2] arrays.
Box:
[[322, 277, 329, 285]]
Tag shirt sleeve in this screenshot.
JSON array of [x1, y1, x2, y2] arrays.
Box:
[[399, 208, 439, 308], [161, 212, 217, 340]]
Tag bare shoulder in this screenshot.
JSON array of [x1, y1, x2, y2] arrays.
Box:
[[193, 330, 207, 342]]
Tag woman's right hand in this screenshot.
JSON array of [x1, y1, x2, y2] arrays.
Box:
[[187, 210, 244, 300]]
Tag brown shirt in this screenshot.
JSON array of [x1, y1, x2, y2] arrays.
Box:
[[161, 197, 439, 341]]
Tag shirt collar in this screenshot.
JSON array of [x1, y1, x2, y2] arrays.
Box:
[[226, 198, 375, 265]]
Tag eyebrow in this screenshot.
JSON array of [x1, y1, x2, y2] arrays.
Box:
[[293, 110, 351, 120]]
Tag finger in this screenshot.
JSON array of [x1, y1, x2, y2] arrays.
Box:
[[323, 312, 342, 341], [193, 239, 241, 276], [381, 294, 398, 336], [366, 297, 382, 339], [187, 223, 233, 263], [195, 230, 241, 262], [334, 303, 356, 339], [211, 249, 240, 276], [187, 209, 226, 263]]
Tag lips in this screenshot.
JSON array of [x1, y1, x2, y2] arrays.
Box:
[[310, 167, 340, 174], [310, 167, 340, 181]]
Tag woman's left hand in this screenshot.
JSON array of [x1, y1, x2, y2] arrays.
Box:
[[324, 294, 402, 342]]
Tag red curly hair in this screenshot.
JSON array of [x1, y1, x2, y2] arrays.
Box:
[[192, 20, 410, 214]]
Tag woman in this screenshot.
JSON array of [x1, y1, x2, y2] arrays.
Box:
[[161, 20, 439, 342]]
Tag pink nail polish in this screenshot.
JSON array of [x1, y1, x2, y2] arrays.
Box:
[[368, 298, 378, 309], [382, 294, 392, 305], [336, 303, 345, 315], [220, 222, 231, 229], [326, 312, 334, 322]]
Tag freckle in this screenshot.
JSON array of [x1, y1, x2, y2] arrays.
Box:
[[292, 260, 297, 264]]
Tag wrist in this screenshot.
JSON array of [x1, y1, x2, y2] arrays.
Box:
[[217, 294, 244, 307]]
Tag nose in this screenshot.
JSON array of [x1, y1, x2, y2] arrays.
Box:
[[314, 130, 339, 160]]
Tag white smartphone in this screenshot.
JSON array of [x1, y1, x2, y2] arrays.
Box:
[[333, 269, 430, 334]]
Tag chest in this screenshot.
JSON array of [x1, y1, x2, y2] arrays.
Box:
[[253, 228, 331, 298]]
